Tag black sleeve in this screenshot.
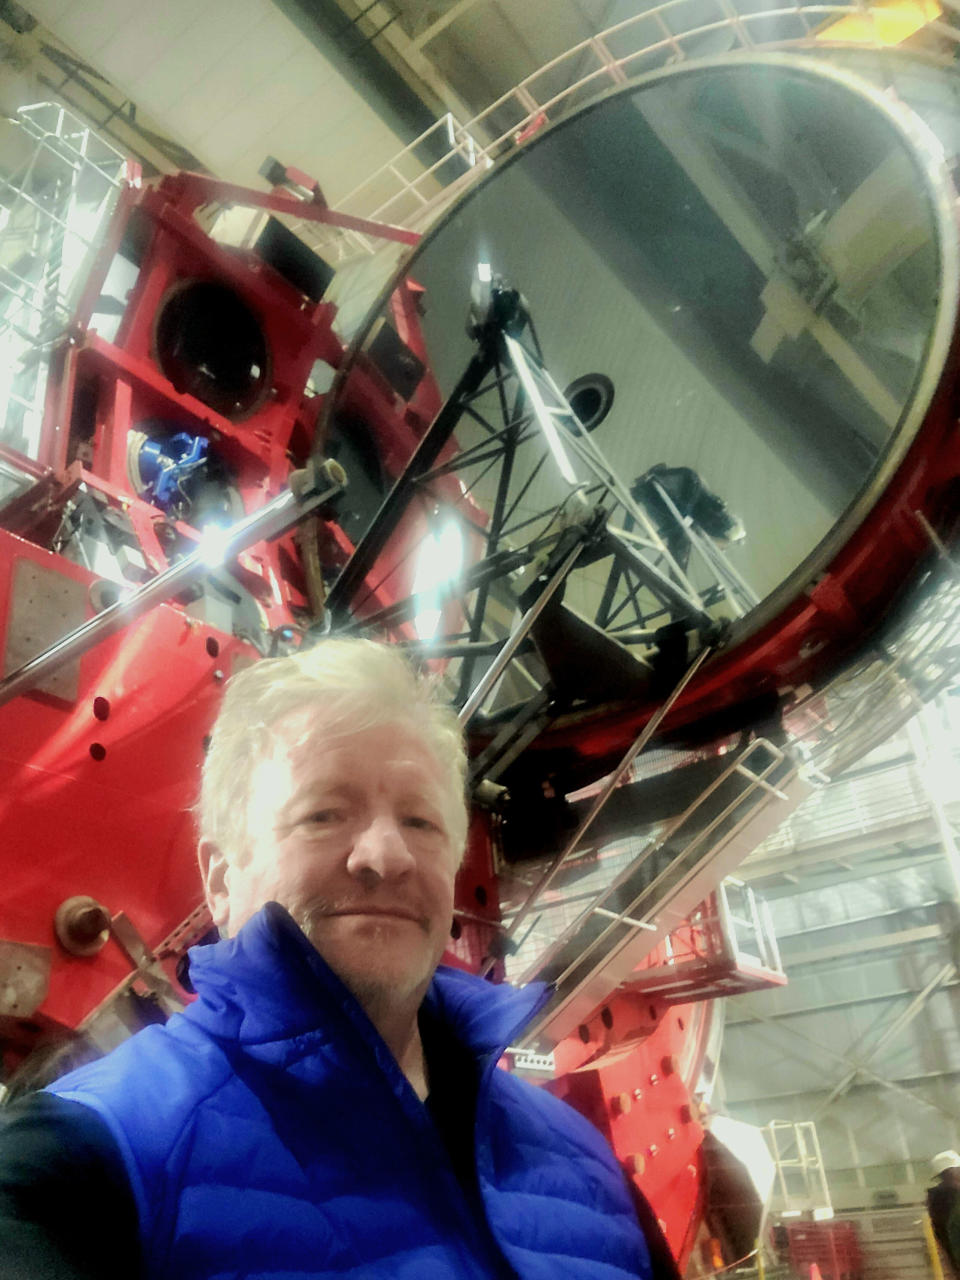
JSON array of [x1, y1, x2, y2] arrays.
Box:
[[624, 1178, 683, 1280], [946, 1191, 960, 1275], [0, 1093, 141, 1280]]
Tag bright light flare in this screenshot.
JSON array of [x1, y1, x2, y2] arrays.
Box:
[[196, 522, 232, 569], [412, 518, 465, 642]]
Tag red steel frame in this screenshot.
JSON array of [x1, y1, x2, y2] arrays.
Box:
[[3, 150, 959, 1269], [0, 166, 501, 1050]]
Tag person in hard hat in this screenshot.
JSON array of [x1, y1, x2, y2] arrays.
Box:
[[0, 638, 681, 1280], [928, 1150, 960, 1276]]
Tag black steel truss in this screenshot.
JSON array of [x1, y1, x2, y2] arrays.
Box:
[[327, 282, 744, 786]]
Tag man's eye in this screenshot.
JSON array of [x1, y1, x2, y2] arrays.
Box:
[[403, 815, 440, 832], [304, 809, 342, 825]]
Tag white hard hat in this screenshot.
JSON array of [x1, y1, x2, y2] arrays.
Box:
[[931, 1151, 960, 1177]]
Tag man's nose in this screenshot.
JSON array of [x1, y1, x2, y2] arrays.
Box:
[[346, 815, 416, 882]]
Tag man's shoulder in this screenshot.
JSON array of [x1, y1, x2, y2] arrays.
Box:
[[930, 1182, 960, 1210], [48, 1015, 237, 1195], [53, 1008, 231, 1103], [482, 1067, 661, 1275], [0, 1091, 126, 1174], [0, 1093, 141, 1278], [0, 1092, 134, 1205]]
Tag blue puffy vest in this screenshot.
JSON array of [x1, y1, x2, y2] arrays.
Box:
[[51, 904, 652, 1279]]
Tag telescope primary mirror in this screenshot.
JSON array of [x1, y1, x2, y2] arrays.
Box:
[[321, 54, 960, 788]]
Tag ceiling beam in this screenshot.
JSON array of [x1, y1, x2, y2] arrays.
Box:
[[776, 899, 947, 942], [740, 817, 943, 881], [808, 962, 956, 1124], [412, 0, 487, 49], [726, 978, 960, 1123], [780, 922, 945, 967], [759, 848, 947, 899], [726, 975, 960, 1026]]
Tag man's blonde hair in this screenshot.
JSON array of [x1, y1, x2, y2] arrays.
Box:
[[199, 638, 469, 862]]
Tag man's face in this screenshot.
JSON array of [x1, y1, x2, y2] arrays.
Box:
[[201, 715, 459, 1011]]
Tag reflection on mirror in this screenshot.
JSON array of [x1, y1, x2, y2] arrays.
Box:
[[321, 57, 951, 746]]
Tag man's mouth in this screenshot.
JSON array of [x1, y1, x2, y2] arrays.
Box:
[[325, 907, 426, 930], [294, 898, 431, 937]]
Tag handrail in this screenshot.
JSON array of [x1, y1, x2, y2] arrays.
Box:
[[311, 1, 957, 259]]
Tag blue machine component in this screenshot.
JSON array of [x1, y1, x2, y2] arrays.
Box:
[[136, 432, 209, 514]]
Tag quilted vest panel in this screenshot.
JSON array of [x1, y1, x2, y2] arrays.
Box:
[[51, 904, 652, 1280]]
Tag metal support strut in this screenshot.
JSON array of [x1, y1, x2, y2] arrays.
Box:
[[458, 540, 582, 726], [0, 457, 347, 706], [480, 638, 717, 976]]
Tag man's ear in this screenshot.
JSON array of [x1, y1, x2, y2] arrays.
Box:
[[198, 839, 231, 931]]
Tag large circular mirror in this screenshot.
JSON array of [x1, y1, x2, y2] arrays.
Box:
[[319, 54, 959, 789]]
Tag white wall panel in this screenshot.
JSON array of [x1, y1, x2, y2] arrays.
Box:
[[95, 0, 203, 72], [24, 0, 415, 202], [771, 873, 948, 940], [38, 0, 137, 57], [132, 3, 270, 104], [206, 46, 330, 169]]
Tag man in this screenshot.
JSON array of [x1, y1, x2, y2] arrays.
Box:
[[928, 1151, 960, 1277], [0, 639, 675, 1279]]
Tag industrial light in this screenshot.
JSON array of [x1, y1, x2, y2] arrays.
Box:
[[815, 0, 941, 45]]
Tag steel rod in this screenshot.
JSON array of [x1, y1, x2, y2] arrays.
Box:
[[0, 461, 345, 706], [483, 640, 715, 977], [458, 378, 520, 703], [458, 541, 581, 726], [539, 741, 786, 993], [326, 343, 497, 618]]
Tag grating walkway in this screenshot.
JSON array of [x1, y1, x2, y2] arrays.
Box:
[[836, 1207, 934, 1280]]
